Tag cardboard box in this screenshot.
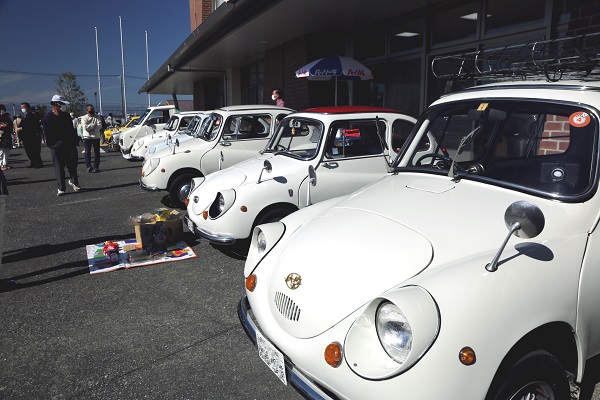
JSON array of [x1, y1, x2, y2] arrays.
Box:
[[134, 219, 183, 249]]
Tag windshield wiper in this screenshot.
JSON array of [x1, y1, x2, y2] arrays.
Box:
[[448, 125, 482, 178]]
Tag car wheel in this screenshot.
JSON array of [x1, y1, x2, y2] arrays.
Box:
[[488, 351, 570, 400], [169, 175, 195, 209]]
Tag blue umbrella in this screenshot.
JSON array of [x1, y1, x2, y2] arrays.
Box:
[[295, 56, 373, 105]]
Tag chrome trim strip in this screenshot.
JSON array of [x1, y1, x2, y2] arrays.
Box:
[[183, 214, 236, 245], [139, 179, 160, 191]]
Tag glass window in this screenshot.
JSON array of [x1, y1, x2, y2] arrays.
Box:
[[391, 19, 424, 53], [432, 3, 479, 45], [222, 114, 272, 140], [401, 100, 596, 197], [265, 117, 324, 160], [385, 59, 422, 118], [325, 120, 387, 158], [392, 119, 420, 153], [485, 0, 545, 34], [198, 114, 223, 141]]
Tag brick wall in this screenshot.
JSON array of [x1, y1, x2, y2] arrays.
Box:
[[565, 0, 600, 35], [264, 38, 311, 111], [539, 115, 570, 155], [189, 0, 213, 32]]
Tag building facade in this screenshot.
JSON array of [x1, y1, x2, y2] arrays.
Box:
[[140, 0, 600, 118]]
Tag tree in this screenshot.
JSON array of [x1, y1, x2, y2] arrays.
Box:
[[56, 72, 86, 115]]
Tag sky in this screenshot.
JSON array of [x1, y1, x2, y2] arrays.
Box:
[[0, 0, 192, 117]]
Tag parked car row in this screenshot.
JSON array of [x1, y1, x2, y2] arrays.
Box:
[[132, 67, 600, 399]]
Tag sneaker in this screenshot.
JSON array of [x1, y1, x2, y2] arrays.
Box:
[[57, 189, 65, 196], [87, 167, 93, 173], [68, 180, 81, 192], [92, 168, 100, 173]]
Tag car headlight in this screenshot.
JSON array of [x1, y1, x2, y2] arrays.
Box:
[[143, 158, 160, 177], [377, 302, 412, 363], [245, 222, 286, 277], [208, 189, 235, 219], [345, 286, 440, 379]]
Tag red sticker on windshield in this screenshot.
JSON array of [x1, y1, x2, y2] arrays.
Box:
[[569, 111, 591, 128]]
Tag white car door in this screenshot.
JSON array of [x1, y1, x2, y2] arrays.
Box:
[[200, 114, 273, 174]]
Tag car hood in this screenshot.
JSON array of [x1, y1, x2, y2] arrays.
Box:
[[264, 173, 583, 338], [154, 138, 213, 159]]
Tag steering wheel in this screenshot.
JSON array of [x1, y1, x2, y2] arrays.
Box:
[[415, 153, 453, 169]]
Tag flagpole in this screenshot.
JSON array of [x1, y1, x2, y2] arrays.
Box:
[[145, 30, 151, 107], [119, 16, 128, 117], [95, 27, 103, 115]]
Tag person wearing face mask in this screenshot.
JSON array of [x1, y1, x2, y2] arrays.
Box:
[[42, 95, 80, 196], [272, 88, 285, 107], [0, 104, 14, 170], [18, 102, 44, 168], [80, 104, 102, 173]]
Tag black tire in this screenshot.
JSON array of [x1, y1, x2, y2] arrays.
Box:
[[169, 174, 195, 209], [255, 208, 294, 226], [488, 351, 570, 400]]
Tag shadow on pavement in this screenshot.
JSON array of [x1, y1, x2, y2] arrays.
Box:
[[79, 181, 140, 192], [3, 233, 135, 264], [0, 259, 89, 292], [210, 239, 249, 261]]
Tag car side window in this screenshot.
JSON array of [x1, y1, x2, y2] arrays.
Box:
[[392, 119, 420, 153], [326, 120, 387, 158], [222, 115, 272, 140]]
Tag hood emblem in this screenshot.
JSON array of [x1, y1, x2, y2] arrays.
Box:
[[285, 273, 302, 290]]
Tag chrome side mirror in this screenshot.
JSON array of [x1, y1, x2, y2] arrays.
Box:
[[257, 160, 273, 183], [306, 165, 317, 207], [486, 201, 545, 272]]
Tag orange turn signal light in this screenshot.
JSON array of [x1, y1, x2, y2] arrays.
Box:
[[246, 274, 257, 292], [141, 171, 145, 177], [161, 168, 165, 173], [459, 347, 476, 366], [324, 342, 343, 367], [202, 210, 208, 220], [240, 205, 248, 212], [184, 198, 189, 207]]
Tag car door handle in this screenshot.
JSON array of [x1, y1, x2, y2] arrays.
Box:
[[321, 162, 339, 169], [219, 141, 232, 147]]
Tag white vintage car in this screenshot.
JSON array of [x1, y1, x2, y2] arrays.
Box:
[[144, 112, 210, 159], [184, 107, 418, 245], [129, 111, 199, 160], [121, 104, 178, 159], [239, 79, 600, 399], [140, 105, 294, 208]]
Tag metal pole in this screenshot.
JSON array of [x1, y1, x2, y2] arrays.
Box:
[[95, 27, 103, 115], [119, 16, 128, 117], [146, 30, 151, 107]]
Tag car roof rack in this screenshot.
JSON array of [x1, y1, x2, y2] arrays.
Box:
[[432, 32, 600, 82]]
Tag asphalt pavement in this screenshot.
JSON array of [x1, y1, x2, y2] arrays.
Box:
[[0, 144, 302, 399]]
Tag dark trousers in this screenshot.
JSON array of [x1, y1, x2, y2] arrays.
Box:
[[22, 134, 43, 167], [51, 142, 79, 191], [83, 138, 100, 170]]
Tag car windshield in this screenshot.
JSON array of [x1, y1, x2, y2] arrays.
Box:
[[126, 117, 139, 127], [197, 114, 223, 141], [164, 115, 179, 131], [396, 100, 597, 199], [264, 117, 324, 160]]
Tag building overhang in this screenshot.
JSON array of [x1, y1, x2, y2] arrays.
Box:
[[139, 0, 432, 95]]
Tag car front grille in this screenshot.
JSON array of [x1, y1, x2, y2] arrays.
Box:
[[274, 291, 301, 321]]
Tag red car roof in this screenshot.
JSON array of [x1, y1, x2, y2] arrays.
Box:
[[301, 106, 402, 114]]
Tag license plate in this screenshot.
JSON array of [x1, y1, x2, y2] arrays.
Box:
[[187, 217, 194, 233], [256, 329, 287, 385]]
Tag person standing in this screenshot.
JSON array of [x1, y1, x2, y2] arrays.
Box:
[[80, 104, 102, 173], [18, 102, 44, 168], [272, 88, 285, 107], [0, 105, 13, 170], [42, 95, 80, 196]]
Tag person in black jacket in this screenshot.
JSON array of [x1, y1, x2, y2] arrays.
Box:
[[18, 102, 44, 168], [42, 95, 80, 196]]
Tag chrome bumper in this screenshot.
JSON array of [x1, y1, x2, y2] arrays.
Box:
[[183, 214, 236, 245], [139, 178, 160, 191], [237, 296, 333, 400]]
